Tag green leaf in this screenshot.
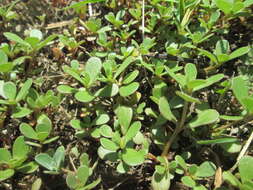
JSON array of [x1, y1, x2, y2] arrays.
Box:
[[217, 54, 230, 63], [119, 82, 139, 97], [114, 56, 135, 79], [66, 173, 79, 189], [197, 137, 238, 145], [30, 29, 43, 40], [238, 156, 253, 183], [159, 97, 177, 122], [175, 155, 187, 170], [53, 146, 65, 169], [31, 178, 42, 190], [181, 176, 196, 188], [36, 124, 51, 141], [215, 39, 230, 55], [122, 70, 139, 84], [95, 84, 119, 97], [57, 85, 76, 94], [97, 146, 118, 162], [4, 32, 31, 47], [16, 79, 33, 102], [198, 49, 218, 64], [36, 34, 57, 51], [189, 109, 219, 128], [12, 107, 32, 118], [0, 148, 11, 163], [75, 90, 94, 103], [16, 161, 39, 174], [100, 138, 119, 151], [196, 161, 216, 177], [92, 113, 109, 125], [0, 169, 15, 182], [193, 74, 224, 92], [117, 106, 133, 135], [232, 76, 248, 108], [0, 50, 8, 64], [176, 91, 201, 103], [229, 46, 250, 61], [19, 123, 38, 140], [151, 170, 171, 190], [0, 62, 13, 72], [100, 125, 113, 138], [122, 148, 145, 166], [241, 97, 253, 114], [3, 82, 16, 100], [77, 165, 89, 186], [125, 121, 141, 141], [64, 0, 105, 10], [223, 171, 241, 187], [214, 0, 233, 15], [185, 63, 197, 82], [82, 177, 101, 190], [220, 115, 243, 121], [12, 136, 29, 159], [35, 153, 56, 171], [85, 57, 102, 86]]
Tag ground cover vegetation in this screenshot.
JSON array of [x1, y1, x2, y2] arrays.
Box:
[[0, 0, 253, 189]]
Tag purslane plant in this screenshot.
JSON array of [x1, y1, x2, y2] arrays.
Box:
[[0, 136, 38, 181]]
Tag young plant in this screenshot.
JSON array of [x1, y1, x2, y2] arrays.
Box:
[[0, 79, 33, 118], [3, 29, 57, 57], [0, 49, 30, 75], [66, 153, 101, 190], [19, 114, 59, 147], [198, 39, 250, 73], [0, 136, 38, 182], [58, 35, 85, 55], [97, 105, 149, 173], [0, 0, 20, 28], [26, 88, 60, 115], [35, 146, 65, 174]]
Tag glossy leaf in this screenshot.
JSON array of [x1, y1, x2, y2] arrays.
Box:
[[16, 79, 33, 102], [100, 138, 119, 151], [75, 90, 94, 103], [238, 156, 253, 183], [12, 136, 29, 159], [119, 82, 139, 97], [3, 82, 16, 100], [196, 161, 216, 177], [159, 97, 177, 122], [189, 109, 219, 128], [0, 169, 15, 182], [122, 148, 145, 166], [176, 91, 201, 103], [20, 123, 38, 140], [117, 106, 133, 135], [85, 57, 102, 86]]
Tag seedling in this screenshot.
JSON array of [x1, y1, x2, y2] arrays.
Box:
[[198, 39, 250, 73], [66, 153, 101, 190], [3, 29, 57, 57], [35, 146, 65, 174], [97, 105, 149, 173], [0, 0, 20, 27], [0, 136, 38, 182], [19, 114, 59, 147], [0, 79, 33, 118]]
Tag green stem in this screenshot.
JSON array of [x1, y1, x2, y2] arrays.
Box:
[[161, 101, 189, 157]]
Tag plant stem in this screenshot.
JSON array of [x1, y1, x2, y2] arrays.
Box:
[[161, 101, 189, 157]]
